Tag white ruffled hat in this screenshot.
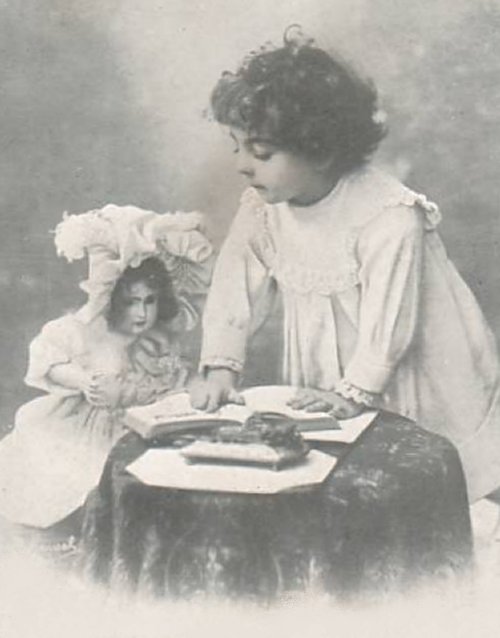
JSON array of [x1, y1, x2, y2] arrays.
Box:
[[54, 204, 214, 325]]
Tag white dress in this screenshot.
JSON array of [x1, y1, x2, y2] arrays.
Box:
[[200, 166, 500, 502], [0, 314, 189, 528]]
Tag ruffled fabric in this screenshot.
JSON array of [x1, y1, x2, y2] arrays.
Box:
[[242, 188, 361, 297], [269, 229, 360, 296], [239, 175, 441, 300], [55, 204, 214, 324], [120, 327, 190, 406], [392, 189, 442, 230], [335, 379, 379, 407]]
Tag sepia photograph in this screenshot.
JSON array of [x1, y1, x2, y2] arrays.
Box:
[[1, 1, 500, 636]]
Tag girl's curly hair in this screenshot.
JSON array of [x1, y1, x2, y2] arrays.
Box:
[[107, 257, 179, 328], [211, 28, 386, 174]]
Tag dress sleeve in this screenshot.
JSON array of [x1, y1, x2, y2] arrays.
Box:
[[342, 204, 425, 394], [200, 190, 274, 373], [24, 315, 84, 393]]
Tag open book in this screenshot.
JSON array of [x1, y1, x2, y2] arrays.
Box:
[[125, 385, 338, 438], [124, 385, 377, 444]]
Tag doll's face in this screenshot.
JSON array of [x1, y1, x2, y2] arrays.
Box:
[[229, 128, 336, 206], [115, 281, 159, 336]]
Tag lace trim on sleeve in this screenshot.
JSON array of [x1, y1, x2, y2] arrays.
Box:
[[200, 357, 243, 374], [335, 379, 380, 407], [387, 188, 442, 230]]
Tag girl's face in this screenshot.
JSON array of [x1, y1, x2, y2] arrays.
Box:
[[230, 128, 336, 206], [116, 281, 159, 336]]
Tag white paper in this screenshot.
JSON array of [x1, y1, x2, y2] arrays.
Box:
[[301, 410, 378, 443], [126, 448, 337, 494]]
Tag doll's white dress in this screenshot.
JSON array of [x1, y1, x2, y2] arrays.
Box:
[[200, 166, 500, 502], [0, 314, 188, 528]]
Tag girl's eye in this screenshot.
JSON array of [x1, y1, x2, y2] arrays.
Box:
[[252, 151, 273, 161], [250, 144, 275, 161], [145, 295, 157, 305]]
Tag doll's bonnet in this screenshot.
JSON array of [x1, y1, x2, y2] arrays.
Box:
[[54, 204, 214, 326]]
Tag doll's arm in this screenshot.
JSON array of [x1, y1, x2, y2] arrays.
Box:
[[48, 362, 92, 392], [48, 363, 118, 406], [342, 204, 424, 395], [25, 316, 87, 394]]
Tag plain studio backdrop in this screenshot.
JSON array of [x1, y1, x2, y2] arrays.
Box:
[[1, 3, 500, 635], [1, 0, 500, 424]]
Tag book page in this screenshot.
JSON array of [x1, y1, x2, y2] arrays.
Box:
[[302, 410, 379, 444], [125, 386, 340, 435], [242, 385, 335, 421], [125, 391, 252, 430]]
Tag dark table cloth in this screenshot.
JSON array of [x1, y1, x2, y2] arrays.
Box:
[[80, 411, 472, 600]]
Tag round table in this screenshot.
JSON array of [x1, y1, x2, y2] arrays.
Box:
[[80, 411, 472, 601]]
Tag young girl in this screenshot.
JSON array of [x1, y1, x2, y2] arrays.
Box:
[[0, 204, 213, 528], [192, 29, 500, 504]]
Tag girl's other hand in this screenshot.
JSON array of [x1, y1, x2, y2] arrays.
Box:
[[288, 388, 364, 419], [189, 369, 244, 412]]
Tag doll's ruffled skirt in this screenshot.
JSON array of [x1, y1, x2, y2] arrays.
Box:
[[0, 394, 124, 528]]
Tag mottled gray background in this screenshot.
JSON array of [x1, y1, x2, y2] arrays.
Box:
[[1, 0, 500, 424]]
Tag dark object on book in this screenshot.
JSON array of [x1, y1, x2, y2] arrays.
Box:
[[143, 411, 339, 448], [181, 414, 310, 470], [124, 386, 341, 442]]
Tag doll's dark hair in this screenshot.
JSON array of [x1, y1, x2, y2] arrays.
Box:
[[107, 256, 179, 328], [211, 27, 386, 174]]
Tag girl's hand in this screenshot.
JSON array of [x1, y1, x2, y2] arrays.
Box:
[[288, 388, 365, 419], [189, 369, 244, 413]]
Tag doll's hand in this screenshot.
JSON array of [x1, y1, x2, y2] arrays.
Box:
[[78, 373, 102, 406], [83, 372, 122, 408], [189, 369, 244, 413], [288, 388, 365, 419]]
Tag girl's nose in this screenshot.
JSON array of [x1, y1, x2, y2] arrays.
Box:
[[236, 152, 254, 178]]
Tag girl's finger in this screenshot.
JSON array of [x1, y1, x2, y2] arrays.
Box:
[[288, 395, 308, 408], [290, 394, 319, 409], [87, 389, 104, 404], [227, 388, 245, 405], [85, 394, 102, 406], [190, 391, 208, 411], [205, 389, 224, 413], [189, 383, 210, 410], [330, 404, 358, 419], [304, 400, 331, 413]]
